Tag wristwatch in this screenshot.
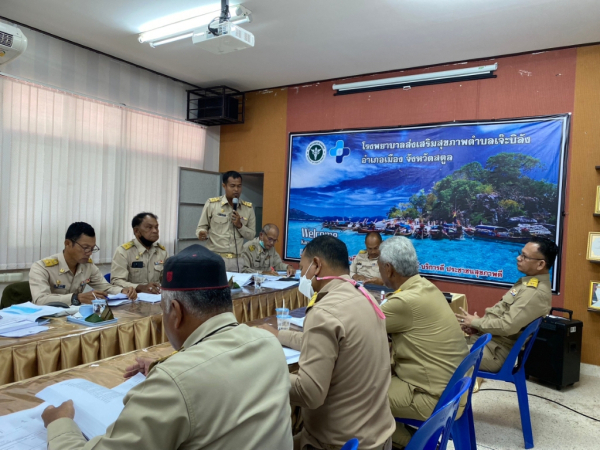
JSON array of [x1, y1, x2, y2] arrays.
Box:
[[71, 293, 81, 306]]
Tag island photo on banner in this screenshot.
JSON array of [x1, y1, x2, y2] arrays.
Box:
[[284, 114, 570, 291]]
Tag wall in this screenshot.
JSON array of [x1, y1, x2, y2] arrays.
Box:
[[222, 46, 600, 365]]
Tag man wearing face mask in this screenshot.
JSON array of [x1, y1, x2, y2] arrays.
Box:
[[42, 245, 294, 450], [259, 235, 395, 450], [111, 212, 168, 294], [240, 224, 295, 276]]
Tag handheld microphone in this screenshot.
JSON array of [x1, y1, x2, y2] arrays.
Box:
[[232, 197, 239, 211]]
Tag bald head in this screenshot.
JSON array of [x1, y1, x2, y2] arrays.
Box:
[[365, 232, 382, 260]]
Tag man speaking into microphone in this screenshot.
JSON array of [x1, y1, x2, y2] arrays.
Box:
[[196, 171, 256, 272]]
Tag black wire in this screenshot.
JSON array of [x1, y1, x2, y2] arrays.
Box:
[[478, 388, 600, 422]]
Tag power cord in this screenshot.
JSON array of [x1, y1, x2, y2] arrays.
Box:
[[478, 388, 600, 422]]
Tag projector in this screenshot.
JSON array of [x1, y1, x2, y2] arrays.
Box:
[[192, 22, 254, 54]]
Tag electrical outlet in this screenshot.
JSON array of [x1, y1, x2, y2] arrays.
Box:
[[0, 273, 25, 283]]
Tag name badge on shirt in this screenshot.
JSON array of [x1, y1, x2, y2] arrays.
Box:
[[132, 262, 144, 268], [54, 284, 66, 289], [217, 213, 227, 217]]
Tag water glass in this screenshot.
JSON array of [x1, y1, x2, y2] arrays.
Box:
[[92, 299, 107, 315], [254, 275, 266, 291], [277, 314, 292, 331], [275, 307, 289, 317]]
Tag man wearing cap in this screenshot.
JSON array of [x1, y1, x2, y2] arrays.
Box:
[[260, 235, 395, 450], [196, 171, 256, 272], [240, 224, 295, 276], [42, 244, 294, 450]]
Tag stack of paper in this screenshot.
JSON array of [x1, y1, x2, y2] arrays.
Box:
[[289, 317, 305, 328], [0, 303, 61, 337], [282, 347, 301, 365], [261, 280, 299, 290], [226, 272, 254, 287], [136, 293, 161, 303]]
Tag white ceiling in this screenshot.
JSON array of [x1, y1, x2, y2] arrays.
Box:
[[2, 0, 600, 91]]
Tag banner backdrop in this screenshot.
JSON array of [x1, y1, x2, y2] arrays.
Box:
[[284, 115, 570, 291]]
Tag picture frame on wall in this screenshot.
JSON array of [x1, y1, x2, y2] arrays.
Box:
[[596, 186, 600, 215], [589, 281, 600, 310], [587, 232, 600, 262]]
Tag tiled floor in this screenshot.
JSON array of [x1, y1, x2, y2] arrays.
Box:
[[447, 373, 600, 449]]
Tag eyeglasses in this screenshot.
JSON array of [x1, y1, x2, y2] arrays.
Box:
[[264, 237, 278, 244], [72, 240, 100, 254], [516, 251, 544, 261]]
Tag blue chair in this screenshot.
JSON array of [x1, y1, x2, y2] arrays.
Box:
[[405, 377, 472, 450], [477, 318, 542, 449], [396, 333, 492, 450], [104, 273, 111, 283], [340, 438, 359, 450]]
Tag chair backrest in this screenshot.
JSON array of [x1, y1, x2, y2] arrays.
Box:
[[433, 333, 491, 414], [0, 281, 32, 309], [495, 317, 542, 378], [104, 273, 111, 283], [340, 438, 359, 450], [406, 377, 472, 450]]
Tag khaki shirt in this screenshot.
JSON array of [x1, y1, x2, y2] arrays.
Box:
[[278, 276, 395, 450], [110, 239, 168, 288], [196, 195, 256, 255], [47, 313, 294, 450], [240, 237, 289, 273], [350, 251, 381, 279], [382, 275, 468, 397], [29, 252, 122, 306], [471, 273, 552, 352]]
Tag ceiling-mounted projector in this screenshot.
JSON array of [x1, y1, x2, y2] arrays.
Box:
[[192, 22, 254, 54], [0, 23, 27, 65]]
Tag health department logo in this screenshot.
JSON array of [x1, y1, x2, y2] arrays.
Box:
[[306, 141, 326, 165], [329, 140, 350, 163]]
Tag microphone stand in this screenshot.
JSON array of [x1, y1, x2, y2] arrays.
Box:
[[232, 201, 241, 273]]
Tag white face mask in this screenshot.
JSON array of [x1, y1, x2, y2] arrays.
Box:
[[298, 261, 315, 299]]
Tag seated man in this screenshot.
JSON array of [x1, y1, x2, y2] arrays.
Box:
[[456, 236, 557, 372], [111, 212, 168, 294], [29, 222, 135, 306], [42, 244, 294, 450], [240, 223, 295, 276], [378, 237, 468, 448], [260, 235, 395, 450], [350, 231, 383, 285]]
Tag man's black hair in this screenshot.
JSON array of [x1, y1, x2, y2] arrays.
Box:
[[132, 212, 158, 229], [222, 171, 243, 184], [65, 222, 95, 241], [530, 236, 559, 269], [303, 235, 349, 271]]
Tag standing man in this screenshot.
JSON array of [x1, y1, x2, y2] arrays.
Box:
[[260, 236, 395, 450], [196, 171, 256, 272], [42, 245, 293, 450], [111, 212, 168, 294], [29, 222, 136, 306], [456, 236, 557, 372], [378, 236, 468, 448], [240, 224, 295, 276], [350, 231, 383, 285]]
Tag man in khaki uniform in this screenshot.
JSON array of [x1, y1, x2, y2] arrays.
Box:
[[29, 222, 135, 306], [42, 244, 293, 450], [111, 212, 168, 294], [378, 237, 468, 448], [260, 236, 395, 450], [240, 224, 295, 276], [350, 231, 383, 285], [196, 171, 256, 272], [456, 237, 557, 372]]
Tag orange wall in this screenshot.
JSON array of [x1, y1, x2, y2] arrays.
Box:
[[221, 46, 600, 365]]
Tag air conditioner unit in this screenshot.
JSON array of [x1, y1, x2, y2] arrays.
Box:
[[0, 23, 28, 65]]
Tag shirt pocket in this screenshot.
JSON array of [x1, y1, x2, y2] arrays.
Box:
[[212, 214, 229, 225]]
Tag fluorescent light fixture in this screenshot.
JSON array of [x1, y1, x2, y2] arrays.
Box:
[[139, 5, 251, 47], [332, 63, 498, 95]]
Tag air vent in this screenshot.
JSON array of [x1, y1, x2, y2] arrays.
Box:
[[0, 31, 14, 48]]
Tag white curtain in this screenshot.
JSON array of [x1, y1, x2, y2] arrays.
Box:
[[0, 76, 206, 270]]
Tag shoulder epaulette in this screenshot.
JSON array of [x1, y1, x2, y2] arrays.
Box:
[[158, 243, 166, 251], [526, 278, 539, 288], [359, 250, 367, 254], [43, 258, 59, 267], [121, 240, 134, 250], [249, 245, 256, 252], [241, 200, 252, 207], [209, 197, 221, 203], [88, 258, 93, 263]]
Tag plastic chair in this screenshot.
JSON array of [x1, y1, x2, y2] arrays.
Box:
[[104, 273, 111, 283], [405, 377, 472, 450], [477, 318, 542, 449], [396, 333, 492, 450], [0, 281, 32, 309], [340, 438, 359, 450]]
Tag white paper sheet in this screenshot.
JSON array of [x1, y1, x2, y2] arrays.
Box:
[[107, 299, 133, 307], [107, 293, 128, 300], [0, 402, 50, 450], [288, 317, 305, 328], [136, 293, 161, 303], [282, 347, 301, 365], [36, 379, 125, 439], [111, 373, 146, 395], [226, 272, 254, 286], [0, 325, 49, 338], [261, 280, 299, 290], [0, 302, 66, 321]]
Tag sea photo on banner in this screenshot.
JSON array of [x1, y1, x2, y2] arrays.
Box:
[[284, 115, 570, 291]]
